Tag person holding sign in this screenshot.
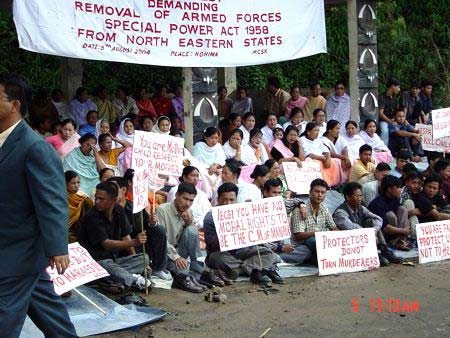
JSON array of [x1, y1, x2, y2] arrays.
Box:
[[156, 182, 207, 293], [333, 182, 401, 266], [289, 179, 338, 260], [0, 74, 77, 337], [204, 183, 282, 286], [78, 181, 151, 291]]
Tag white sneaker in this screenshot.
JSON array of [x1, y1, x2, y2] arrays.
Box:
[[132, 274, 152, 291], [152, 270, 172, 281]]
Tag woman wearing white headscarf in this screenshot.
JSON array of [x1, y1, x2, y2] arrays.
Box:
[[95, 118, 117, 149], [151, 116, 171, 134], [116, 118, 135, 173]]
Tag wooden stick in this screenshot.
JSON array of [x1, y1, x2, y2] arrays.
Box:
[[73, 288, 107, 316], [140, 211, 149, 296], [259, 327, 272, 338]]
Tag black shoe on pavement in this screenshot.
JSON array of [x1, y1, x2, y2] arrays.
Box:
[[250, 269, 272, 286], [381, 246, 403, 264], [264, 269, 286, 284], [215, 269, 233, 285], [226, 268, 241, 281], [379, 254, 390, 267], [173, 275, 204, 293], [201, 270, 225, 287], [189, 275, 207, 291]]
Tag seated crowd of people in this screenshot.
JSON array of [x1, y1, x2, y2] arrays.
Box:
[[27, 75, 450, 294]]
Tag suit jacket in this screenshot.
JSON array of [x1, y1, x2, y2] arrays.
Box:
[[0, 120, 69, 277]]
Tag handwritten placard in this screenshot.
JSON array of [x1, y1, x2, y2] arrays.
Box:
[[212, 196, 290, 251], [315, 228, 379, 276], [432, 107, 450, 140], [47, 243, 109, 295], [416, 220, 450, 264], [417, 123, 450, 153], [132, 131, 184, 212], [282, 161, 323, 195]]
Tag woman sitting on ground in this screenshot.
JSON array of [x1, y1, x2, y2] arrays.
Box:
[[63, 133, 105, 195], [223, 128, 258, 165], [300, 122, 340, 187], [230, 86, 253, 116], [239, 112, 256, 144], [248, 128, 270, 165], [341, 120, 367, 163], [261, 112, 282, 145], [284, 85, 307, 121], [116, 118, 136, 172], [359, 119, 393, 164], [265, 159, 290, 197], [312, 108, 327, 136], [322, 120, 351, 183], [250, 164, 270, 193], [169, 115, 185, 138], [192, 127, 227, 192], [152, 116, 171, 135], [45, 118, 80, 160], [283, 107, 308, 135], [97, 133, 131, 175], [139, 116, 154, 132], [270, 125, 305, 166], [220, 113, 242, 144], [65, 170, 93, 243]]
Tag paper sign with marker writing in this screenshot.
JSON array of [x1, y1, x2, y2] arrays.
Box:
[[315, 228, 379, 276], [416, 124, 450, 153], [132, 131, 184, 213], [416, 220, 450, 264], [47, 243, 109, 295], [432, 107, 450, 139], [212, 196, 290, 251], [282, 162, 322, 195]]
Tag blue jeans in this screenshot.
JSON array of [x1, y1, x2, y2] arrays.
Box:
[[279, 245, 312, 264]]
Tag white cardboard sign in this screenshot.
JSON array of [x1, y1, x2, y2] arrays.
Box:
[[416, 123, 450, 153], [315, 228, 379, 276], [212, 197, 290, 252], [416, 220, 450, 264], [47, 243, 109, 295], [431, 107, 450, 140], [282, 161, 323, 195]]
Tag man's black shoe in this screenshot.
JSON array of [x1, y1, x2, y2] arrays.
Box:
[[381, 247, 403, 263], [379, 254, 390, 267], [173, 275, 204, 293], [264, 269, 286, 284], [215, 269, 233, 285], [201, 270, 225, 287], [250, 269, 272, 286], [189, 275, 207, 291]]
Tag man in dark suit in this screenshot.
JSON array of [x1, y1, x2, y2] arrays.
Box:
[[0, 74, 77, 337]]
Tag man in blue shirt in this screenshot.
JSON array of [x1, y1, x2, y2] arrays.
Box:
[[368, 175, 412, 251], [419, 79, 433, 124], [388, 108, 423, 160]]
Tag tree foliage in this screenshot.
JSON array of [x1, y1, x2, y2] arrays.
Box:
[[0, 1, 448, 105]]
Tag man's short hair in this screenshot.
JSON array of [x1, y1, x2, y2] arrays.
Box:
[[177, 182, 197, 196], [397, 149, 411, 161], [86, 110, 98, 118], [410, 81, 421, 89], [376, 162, 391, 172], [263, 178, 283, 192], [0, 74, 32, 114], [423, 173, 443, 188], [434, 159, 450, 174], [310, 178, 329, 191], [393, 108, 405, 116], [218, 182, 239, 197], [380, 175, 402, 194], [359, 144, 372, 155], [402, 162, 418, 175], [421, 79, 433, 87], [404, 170, 422, 182], [96, 181, 119, 199], [343, 182, 362, 198], [387, 78, 401, 87], [107, 176, 128, 189], [267, 76, 280, 88]]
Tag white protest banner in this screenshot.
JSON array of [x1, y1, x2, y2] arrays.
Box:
[[416, 220, 450, 264], [432, 107, 450, 140], [13, 0, 326, 67], [416, 124, 450, 153], [282, 162, 323, 195], [46, 243, 109, 295], [212, 196, 290, 252], [315, 228, 379, 276], [132, 130, 184, 213]]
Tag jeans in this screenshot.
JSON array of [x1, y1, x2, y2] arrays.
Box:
[[98, 254, 149, 287], [279, 245, 312, 264], [379, 121, 390, 146]]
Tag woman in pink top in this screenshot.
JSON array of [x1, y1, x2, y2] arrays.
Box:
[[45, 119, 80, 160], [284, 85, 307, 120]]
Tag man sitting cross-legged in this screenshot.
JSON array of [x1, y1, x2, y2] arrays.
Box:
[[289, 179, 338, 261], [78, 181, 151, 290], [348, 144, 376, 182], [333, 182, 401, 266], [368, 175, 412, 251], [204, 183, 284, 286], [107, 176, 171, 281]]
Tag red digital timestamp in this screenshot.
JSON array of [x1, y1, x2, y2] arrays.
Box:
[[352, 297, 419, 313]]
